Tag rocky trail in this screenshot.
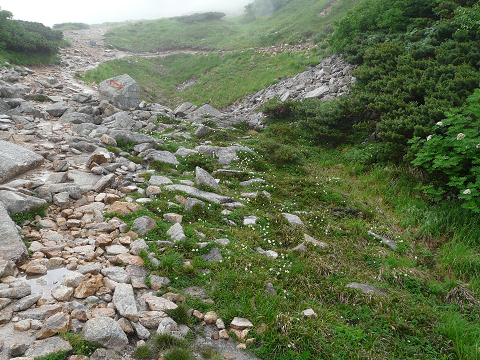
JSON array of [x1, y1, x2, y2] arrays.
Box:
[[0, 28, 358, 359]]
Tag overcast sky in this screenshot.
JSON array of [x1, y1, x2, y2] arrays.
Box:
[[1, 0, 253, 27]]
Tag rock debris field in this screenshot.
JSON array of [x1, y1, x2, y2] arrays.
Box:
[[0, 28, 361, 359]]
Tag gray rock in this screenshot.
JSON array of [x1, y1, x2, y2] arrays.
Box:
[[164, 184, 235, 204], [72, 92, 93, 103], [0, 260, 14, 278], [189, 104, 223, 120], [130, 238, 149, 255], [82, 317, 129, 350], [367, 230, 397, 250], [346, 282, 388, 294], [99, 74, 141, 110], [149, 175, 172, 186], [106, 245, 129, 256], [201, 248, 223, 263], [102, 111, 136, 129], [60, 112, 94, 124], [282, 213, 304, 226], [92, 173, 116, 193], [0, 140, 44, 183], [45, 101, 70, 117], [77, 263, 102, 275], [195, 166, 220, 190], [304, 85, 330, 99], [101, 266, 131, 283], [185, 197, 205, 211], [113, 283, 139, 321], [0, 204, 28, 265], [53, 192, 70, 207], [166, 222, 186, 242], [62, 271, 87, 287], [24, 337, 72, 358], [144, 150, 179, 165], [17, 304, 62, 320], [11, 293, 42, 312], [0, 190, 47, 215], [132, 320, 151, 340], [90, 348, 122, 360], [9, 341, 29, 357], [173, 102, 196, 117], [132, 216, 156, 235], [194, 125, 212, 137], [109, 129, 157, 145], [239, 178, 266, 186]]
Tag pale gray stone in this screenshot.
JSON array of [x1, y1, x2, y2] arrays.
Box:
[[201, 248, 222, 263], [113, 283, 139, 322], [62, 271, 87, 287], [0, 140, 44, 183], [185, 197, 205, 211], [164, 184, 236, 204], [99, 74, 141, 110], [24, 337, 73, 358], [149, 175, 172, 186], [11, 293, 41, 312], [0, 190, 47, 215], [0, 280, 30, 298], [132, 216, 156, 235], [166, 222, 186, 242], [346, 282, 388, 294], [77, 263, 102, 275], [101, 266, 131, 283], [195, 166, 220, 190], [132, 320, 150, 340], [83, 317, 129, 349], [282, 213, 304, 226]]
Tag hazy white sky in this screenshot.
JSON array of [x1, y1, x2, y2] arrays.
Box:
[[1, 0, 253, 27]]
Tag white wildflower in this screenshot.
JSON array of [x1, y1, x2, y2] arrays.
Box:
[[426, 135, 433, 141], [436, 121, 443, 126], [457, 133, 466, 140], [463, 189, 472, 195]]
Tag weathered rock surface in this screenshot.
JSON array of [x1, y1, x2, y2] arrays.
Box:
[[0, 140, 44, 183], [99, 74, 141, 110], [0, 204, 28, 265], [82, 317, 129, 350]]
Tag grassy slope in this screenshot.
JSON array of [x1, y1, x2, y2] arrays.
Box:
[[108, 117, 480, 360], [104, 0, 356, 52], [78, 1, 480, 358], [81, 50, 318, 109]]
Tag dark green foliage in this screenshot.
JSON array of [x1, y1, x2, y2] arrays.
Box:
[[410, 88, 480, 211], [165, 304, 190, 324], [11, 204, 49, 224], [60, 332, 102, 356], [164, 348, 194, 360], [0, 7, 63, 64], [175, 12, 226, 24], [153, 334, 189, 350], [116, 139, 136, 152], [35, 351, 70, 360], [133, 345, 153, 359]]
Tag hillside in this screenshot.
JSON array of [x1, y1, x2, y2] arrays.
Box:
[[103, 0, 357, 52]]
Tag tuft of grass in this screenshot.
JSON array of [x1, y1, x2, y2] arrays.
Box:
[[164, 348, 194, 360], [11, 203, 50, 224], [165, 304, 190, 325], [133, 345, 153, 359]]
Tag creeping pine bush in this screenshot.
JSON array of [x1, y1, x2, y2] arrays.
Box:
[[410, 88, 480, 212]]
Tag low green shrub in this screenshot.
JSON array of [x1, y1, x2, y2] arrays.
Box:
[[410, 88, 480, 212]]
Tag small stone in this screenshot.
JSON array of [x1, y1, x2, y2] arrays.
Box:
[[236, 343, 247, 349], [204, 311, 217, 324], [14, 319, 31, 331], [163, 213, 183, 224], [230, 317, 253, 330], [193, 310, 204, 320], [216, 318, 225, 329], [211, 332, 219, 340], [219, 329, 229, 339], [301, 308, 317, 318]]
